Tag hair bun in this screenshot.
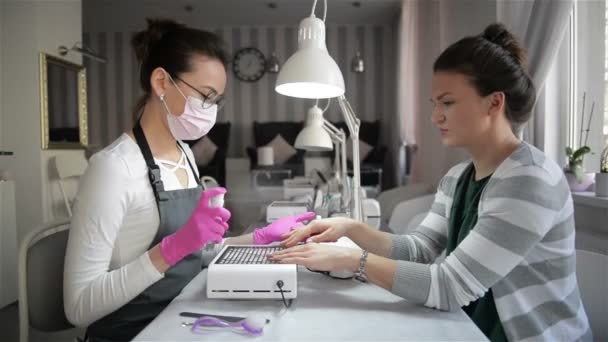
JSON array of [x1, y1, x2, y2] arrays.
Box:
[[482, 23, 526, 67], [132, 18, 184, 63]]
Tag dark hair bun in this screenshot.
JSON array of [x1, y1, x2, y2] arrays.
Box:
[[482, 23, 526, 67], [131, 18, 184, 63]]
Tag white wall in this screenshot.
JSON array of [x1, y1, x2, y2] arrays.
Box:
[[1, 0, 84, 242], [36, 2, 84, 221], [2, 1, 44, 241]]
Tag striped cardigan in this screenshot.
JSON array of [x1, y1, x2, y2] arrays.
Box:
[[390, 142, 592, 341]]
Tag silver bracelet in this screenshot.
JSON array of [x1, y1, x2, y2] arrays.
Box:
[[353, 250, 369, 283]]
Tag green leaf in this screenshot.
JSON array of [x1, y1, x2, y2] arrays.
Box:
[[565, 147, 573, 157], [572, 146, 591, 162]]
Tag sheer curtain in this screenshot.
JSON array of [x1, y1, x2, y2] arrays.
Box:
[[498, 0, 574, 152], [394, 0, 574, 187], [395, 0, 421, 186], [396, 0, 496, 186]]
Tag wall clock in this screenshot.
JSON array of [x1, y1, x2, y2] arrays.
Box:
[[233, 47, 266, 82]]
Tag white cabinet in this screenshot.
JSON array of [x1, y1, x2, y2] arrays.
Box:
[[0, 180, 17, 308]]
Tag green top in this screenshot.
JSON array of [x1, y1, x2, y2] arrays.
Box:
[[446, 164, 507, 342]]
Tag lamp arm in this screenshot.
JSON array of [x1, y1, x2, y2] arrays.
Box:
[[320, 120, 349, 211], [337, 95, 363, 221], [340, 130, 349, 208], [338, 95, 360, 136], [322, 121, 347, 192], [328, 131, 349, 212], [322, 120, 344, 141], [333, 140, 341, 179]]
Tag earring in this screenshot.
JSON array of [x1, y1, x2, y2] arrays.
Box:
[[160, 94, 165, 101]]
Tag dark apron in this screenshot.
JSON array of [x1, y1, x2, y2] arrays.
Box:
[[86, 121, 204, 341]]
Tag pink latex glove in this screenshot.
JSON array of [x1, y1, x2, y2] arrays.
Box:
[[160, 187, 231, 266], [253, 212, 316, 245]]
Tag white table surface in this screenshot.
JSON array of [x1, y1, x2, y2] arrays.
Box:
[[134, 267, 487, 341]]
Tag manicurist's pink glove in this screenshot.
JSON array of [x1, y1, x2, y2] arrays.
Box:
[[160, 187, 231, 266], [253, 212, 316, 245]]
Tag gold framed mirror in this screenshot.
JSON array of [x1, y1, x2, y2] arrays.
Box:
[[39, 53, 88, 149]]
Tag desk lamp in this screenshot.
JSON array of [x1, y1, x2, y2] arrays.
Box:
[[295, 101, 350, 211], [275, 0, 363, 220]]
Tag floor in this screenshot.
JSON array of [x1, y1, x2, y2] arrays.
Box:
[[0, 302, 84, 342]]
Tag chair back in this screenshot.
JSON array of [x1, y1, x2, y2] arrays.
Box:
[[53, 155, 88, 217], [576, 249, 608, 341], [388, 194, 435, 234], [18, 218, 73, 342], [54, 154, 88, 180], [378, 183, 434, 226]]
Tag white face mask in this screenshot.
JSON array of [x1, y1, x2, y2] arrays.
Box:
[[160, 75, 217, 141]]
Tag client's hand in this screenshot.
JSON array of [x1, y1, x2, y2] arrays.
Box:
[[280, 216, 357, 248], [268, 243, 360, 273]]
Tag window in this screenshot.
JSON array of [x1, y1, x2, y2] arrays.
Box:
[[566, 1, 605, 171], [568, 6, 576, 151]]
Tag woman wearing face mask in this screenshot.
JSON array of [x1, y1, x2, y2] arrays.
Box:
[[271, 23, 591, 342], [63, 19, 314, 342]]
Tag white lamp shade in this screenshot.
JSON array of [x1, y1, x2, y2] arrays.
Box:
[[295, 125, 333, 151], [275, 16, 345, 99], [295, 105, 333, 151]]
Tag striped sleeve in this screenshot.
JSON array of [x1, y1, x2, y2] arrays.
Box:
[[390, 164, 565, 310]]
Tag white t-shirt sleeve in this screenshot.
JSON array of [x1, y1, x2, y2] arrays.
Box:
[[63, 152, 164, 327]]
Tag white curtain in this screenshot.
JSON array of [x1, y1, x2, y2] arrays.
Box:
[[498, 0, 574, 149], [394, 0, 574, 187], [396, 0, 498, 187], [395, 0, 420, 186]]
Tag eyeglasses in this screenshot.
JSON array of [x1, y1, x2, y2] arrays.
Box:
[[174, 76, 226, 111]]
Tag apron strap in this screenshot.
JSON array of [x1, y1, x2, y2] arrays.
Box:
[[176, 142, 202, 186], [133, 120, 167, 205]]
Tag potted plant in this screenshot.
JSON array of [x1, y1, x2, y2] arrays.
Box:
[[595, 144, 608, 197], [564, 93, 595, 192], [564, 146, 594, 191]]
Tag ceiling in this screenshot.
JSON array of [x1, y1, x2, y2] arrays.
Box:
[[84, 0, 402, 27]]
